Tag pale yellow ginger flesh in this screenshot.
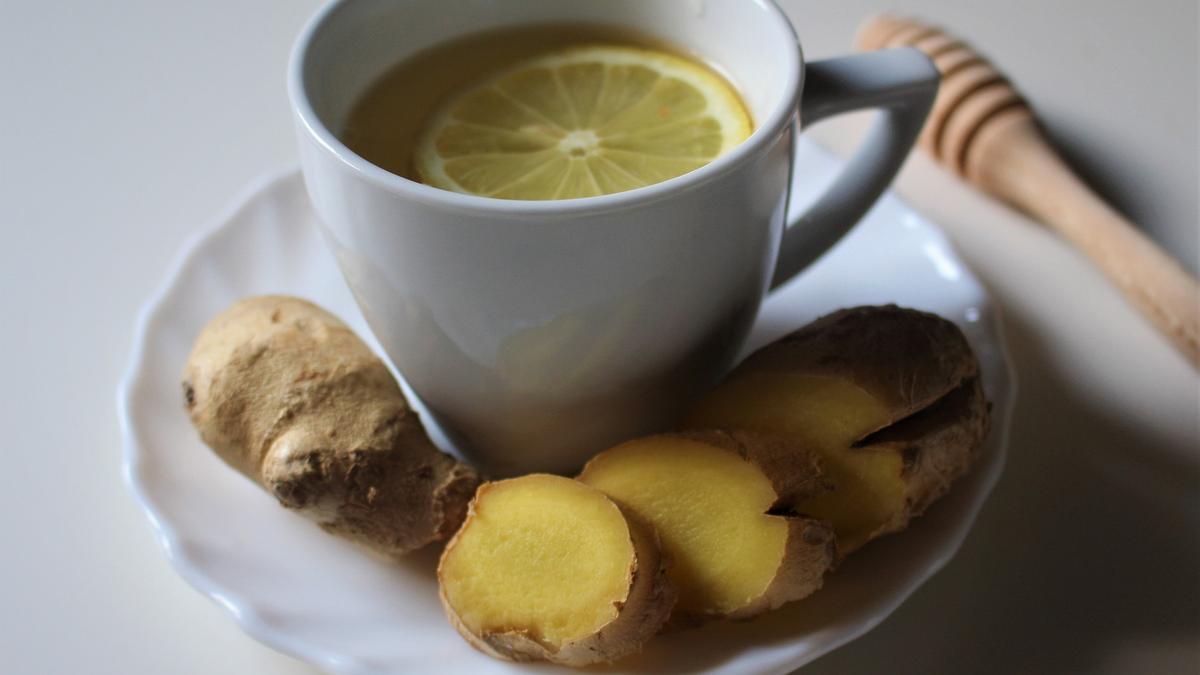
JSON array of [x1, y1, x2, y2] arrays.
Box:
[[442, 476, 632, 643], [582, 439, 781, 614], [438, 474, 673, 665], [579, 433, 834, 622], [688, 373, 900, 552]]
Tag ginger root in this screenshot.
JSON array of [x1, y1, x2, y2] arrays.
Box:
[[183, 295, 480, 559], [579, 431, 835, 623], [438, 474, 674, 666], [686, 305, 990, 554]]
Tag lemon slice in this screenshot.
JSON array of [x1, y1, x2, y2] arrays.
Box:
[[414, 45, 752, 200]]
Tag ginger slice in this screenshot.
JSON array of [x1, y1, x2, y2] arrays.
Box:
[[686, 305, 990, 554], [438, 474, 673, 666], [579, 432, 834, 623]]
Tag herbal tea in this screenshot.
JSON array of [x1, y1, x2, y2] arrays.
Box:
[[340, 23, 752, 200]]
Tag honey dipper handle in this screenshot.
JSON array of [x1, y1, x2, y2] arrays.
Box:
[[970, 114, 1200, 367]]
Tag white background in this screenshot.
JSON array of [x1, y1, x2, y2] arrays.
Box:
[[1, 1, 1196, 673]]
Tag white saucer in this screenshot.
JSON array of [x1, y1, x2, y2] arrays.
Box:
[[119, 138, 1015, 675]]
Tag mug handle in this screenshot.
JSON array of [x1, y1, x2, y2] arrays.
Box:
[[771, 48, 939, 288]]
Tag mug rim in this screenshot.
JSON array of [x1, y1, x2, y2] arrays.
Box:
[[288, 0, 804, 217]]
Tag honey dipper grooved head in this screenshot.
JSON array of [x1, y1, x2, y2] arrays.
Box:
[[856, 14, 1033, 177]]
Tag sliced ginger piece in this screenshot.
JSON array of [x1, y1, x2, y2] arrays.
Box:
[[686, 305, 990, 554], [579, 431, 835, 623], [438, 474, 673, 666]]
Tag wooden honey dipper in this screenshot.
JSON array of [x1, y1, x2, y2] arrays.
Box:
[[857, 15, 1200, 368]]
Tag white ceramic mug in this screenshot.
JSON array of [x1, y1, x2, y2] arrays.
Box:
[[290, 0, 938, 476]]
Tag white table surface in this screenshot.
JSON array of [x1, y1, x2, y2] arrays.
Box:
[[1, 1, 1196, 673]]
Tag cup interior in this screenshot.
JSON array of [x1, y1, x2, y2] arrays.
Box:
[[294, 0, 801, 176]]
